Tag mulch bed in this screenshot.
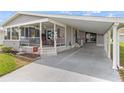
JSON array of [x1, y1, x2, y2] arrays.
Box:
[[20, 53, 40, 59], [118, 69, 124, 82]]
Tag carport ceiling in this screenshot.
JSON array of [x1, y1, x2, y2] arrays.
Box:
[[51, 18, 113, 34]]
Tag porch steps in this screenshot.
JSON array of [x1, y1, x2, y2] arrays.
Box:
[[40, 47, 57, 56]]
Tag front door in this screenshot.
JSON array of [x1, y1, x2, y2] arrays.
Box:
[[42, 29, 54, 47]]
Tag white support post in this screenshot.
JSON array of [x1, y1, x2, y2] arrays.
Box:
[[3, 27, 6, 40], [71, 27, 73, 46], [108, 30, 111, 58], [112, 23, 120, 69], [40, 22, 42, 49], [104, 33, 106, 52], [54, 23, 57, 54], [65, 25, 67, 46], [117, 29, 120, 68], [18, 26, 21, 41], [10, 27, 12, 40]]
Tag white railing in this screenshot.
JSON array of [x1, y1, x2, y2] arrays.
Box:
[[20, 37, 40, 47]]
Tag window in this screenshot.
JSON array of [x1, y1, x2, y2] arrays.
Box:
[[28, 27, 40, 37], [12, 27, 19, 40], [29, 27, 35, 37], [25, 28, 29, 37], [20, 27, 25, 37], [35, 29, 40, 37], [57, 28, 60, 38], [56, 25, 65, 46], [5, 28, 11, 40]]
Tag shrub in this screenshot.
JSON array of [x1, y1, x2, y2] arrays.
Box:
[[11, 49, 18, 55], [0, 45, 4, 49], [1, 46, 12, 53], [0, 54, 16, 76]]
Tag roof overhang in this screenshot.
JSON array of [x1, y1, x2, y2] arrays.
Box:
[[3, 12, 124, 34]]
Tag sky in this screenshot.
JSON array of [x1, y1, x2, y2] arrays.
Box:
[[0, 11, 124, 26]]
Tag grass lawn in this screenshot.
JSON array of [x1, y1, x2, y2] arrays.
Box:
[[0, 53, 31, 76], [119, 42, 124, 81], [120, 42, 124, 67]]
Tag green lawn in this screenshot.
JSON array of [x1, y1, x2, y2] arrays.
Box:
[[0, 54, 17, 76], [119, 42, 124, 81], [120, 42, 124, 67]]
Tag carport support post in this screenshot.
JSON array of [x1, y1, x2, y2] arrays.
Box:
[[54, 23, 57, 55], [112, 23, 120, 69], [40, 22, 42, 49]]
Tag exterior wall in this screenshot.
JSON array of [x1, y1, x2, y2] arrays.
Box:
[[57, 26, 76, 52], [4, 40, 20, 50], [71, 28, 75, 47], [5, 14, 45, 27], [57, 25, 86, 53], [96, 34, 104, 47], [78, 31, 85, 46]]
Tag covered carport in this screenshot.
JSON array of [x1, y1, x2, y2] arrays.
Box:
[[44, 14, 123, 70]]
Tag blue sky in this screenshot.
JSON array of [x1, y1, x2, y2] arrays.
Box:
[[0, 11, 124, 25]]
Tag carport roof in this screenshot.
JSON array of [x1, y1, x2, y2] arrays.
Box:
[[2, 12, 124, 34]]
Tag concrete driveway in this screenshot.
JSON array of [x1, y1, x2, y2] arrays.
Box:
[[0, 43, 121, 82]]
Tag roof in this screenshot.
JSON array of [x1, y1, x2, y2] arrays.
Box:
[[2, 12, 124, 34]]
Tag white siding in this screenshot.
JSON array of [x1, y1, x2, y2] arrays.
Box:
[[97, 34, 104, 47], [4, 41, 20, 50], [6, 14, 46, 26]]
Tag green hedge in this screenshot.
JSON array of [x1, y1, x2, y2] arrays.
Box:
[[1, 46, 12, 53], [0, 54, 16, 76]]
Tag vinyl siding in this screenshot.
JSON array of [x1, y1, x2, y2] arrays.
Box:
[[5, 14, 46, 26]]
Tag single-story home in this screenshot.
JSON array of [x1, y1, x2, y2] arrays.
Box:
[[2, 12, 124, 69], [0, 27, 4, 45]]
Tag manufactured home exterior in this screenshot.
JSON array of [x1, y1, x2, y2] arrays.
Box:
[[2, 12, 124, 69]]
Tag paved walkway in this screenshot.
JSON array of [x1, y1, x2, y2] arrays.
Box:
[[0, 63, 109, 82], [0, 43, 121, 82]]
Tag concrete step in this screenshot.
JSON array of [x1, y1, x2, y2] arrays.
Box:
[[40, 47, 57, 56]]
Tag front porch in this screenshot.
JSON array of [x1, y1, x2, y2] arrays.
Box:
[[4, 18, 67, 55]]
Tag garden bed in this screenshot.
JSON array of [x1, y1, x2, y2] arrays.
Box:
[[118, 69, 124, 82], [17, 53, 40, 61]]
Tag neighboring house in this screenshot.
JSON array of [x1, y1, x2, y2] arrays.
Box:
[[2, 12, 124, 69], [119, 34, 124, 42], [0, 27, 4, 45], [119, 28, 124, 42]]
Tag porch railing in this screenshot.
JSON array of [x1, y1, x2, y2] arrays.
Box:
[[20, 37, 40, 47]]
